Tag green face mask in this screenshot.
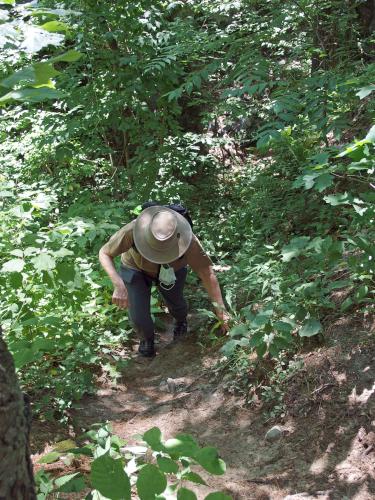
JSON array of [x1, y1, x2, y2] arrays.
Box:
[[159, 264, 176, 290]]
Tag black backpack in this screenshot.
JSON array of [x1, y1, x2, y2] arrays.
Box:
[[141, 201, 193, 229]]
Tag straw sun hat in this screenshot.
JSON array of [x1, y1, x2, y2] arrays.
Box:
[[133, 206, 192, 264]]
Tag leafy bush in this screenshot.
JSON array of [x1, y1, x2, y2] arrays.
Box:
[[35, 423, 232, 500]]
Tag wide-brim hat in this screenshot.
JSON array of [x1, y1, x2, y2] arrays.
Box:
[[133, 206, 192, 264]]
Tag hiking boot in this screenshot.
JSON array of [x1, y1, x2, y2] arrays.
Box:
[[138, 339, 155, 357], [173, 320, 188, 341]]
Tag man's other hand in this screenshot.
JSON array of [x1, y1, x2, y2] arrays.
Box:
[[112, 285, 129, 309], [216, 310, 231, 334]]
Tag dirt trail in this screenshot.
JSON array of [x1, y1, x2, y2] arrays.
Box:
[[32, 315, 375, 499]]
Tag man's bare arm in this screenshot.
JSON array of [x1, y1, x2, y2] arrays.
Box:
[[197, 265, 230, 331], [98, 247, 128, 309]]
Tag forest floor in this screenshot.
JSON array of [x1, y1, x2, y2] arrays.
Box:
[[31, 312, 375, 500]]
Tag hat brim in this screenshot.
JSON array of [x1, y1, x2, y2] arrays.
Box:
[[133, 206, 192, 264]]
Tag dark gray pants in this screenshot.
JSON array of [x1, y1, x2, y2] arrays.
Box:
[[119, 266, 188, 341]]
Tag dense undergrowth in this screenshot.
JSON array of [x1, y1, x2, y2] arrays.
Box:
[[0, 0, 374, 425]]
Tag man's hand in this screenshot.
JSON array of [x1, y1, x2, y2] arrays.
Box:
[[112, 284, 129, 309], [216, 309, 231, 334]]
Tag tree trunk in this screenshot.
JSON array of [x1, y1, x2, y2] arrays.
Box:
[[0, 329, 36, 499]]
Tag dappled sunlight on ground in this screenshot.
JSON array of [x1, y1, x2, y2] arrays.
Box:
[[31, 314, 375, 499]]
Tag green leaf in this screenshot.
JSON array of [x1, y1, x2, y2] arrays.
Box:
[[281, 237, 310, 262], [1, 258, 25, 273], [53, 439, 77, 452], [55, 473, 85, 493], [1, 63, 59, 89], [356, 85, 375, 99], [31, 254, 56, 272], [181, 471, 207, 485], [365, 124, 375, 142], [90, 453, 131, 500], [220, 339, 240, 356], [143, 427, 164, 452], [256, 342, 267, 358], [0, 88, 63, 104], [41, 21, 69, 33], [0, 0, 15, 4], [38, 451, 60, 464], [21, 25, 65, 53], [323, 193, 351, 206], [56, 262, 76, 282], [314, 173, 333, 192], [49, 49, 82, 63], [228, 323, 248, 338], [136, 464, 167, 500], [195, 447, 226, 476], [204, 493, 233, 500], [250, 313, 271, 328], [299, 319, 322, 337], [164, 434, 199, 458], [13, 348, 39, 369], [156, 456, 179, 474], [249, 330, 265, 348], [177, 488, 197, 500], [273, 321, 293, 334]]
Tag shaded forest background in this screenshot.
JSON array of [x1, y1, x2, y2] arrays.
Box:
[[0, 0, 374, 487]]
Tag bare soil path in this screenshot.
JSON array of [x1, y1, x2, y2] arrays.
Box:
[[31, 315, 375, 499]]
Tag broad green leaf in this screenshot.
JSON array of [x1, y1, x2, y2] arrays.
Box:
[[177, 488, 197, 500], [32, 338, 54, 352], [314, 173, 333, 192], [281, 237, 310, 262], [30, 8, 81, 17], [0, 88, 63, 104], [181, 471, 207, 485], [142, 427, 164, 452], [1, 67, 35, 88], [250, 313, 271, 328], [365, 124, 375, 142], [249, 330, 265, 348], [56, 262, 75, 282], [229, 323, 248, 338], [204, 493, 233, 500], [136, 464, 167, 500], [1, 258, 24, 273], [13, 348, 39, 369], [323, 193, 351, 206], [220, 339, 240, 356], [90, 453, 131, 500], [273, 321, 293, 334], [32, 253, 56, 272], [21, 26, 64, 53], [41, 21, 69, 33], [156, 456, 179, 474], [53, 440, 77, 452], [341, 297, 353, 311], [299, 319, 322, 337], [0, 0, 15, 4], [54, 248, 74, 257], [49, 49, 82, 63], [55, 473, 85, 493], [195, 447, 226, 476], [38, 451, 60, 464], [164, 434, 199, 458], [33, 62, 60, 86], [356, 85, 375, 99], [273, 336, 292, 350], [1, 63, 59, 88], [256, 342, 267, 358]]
